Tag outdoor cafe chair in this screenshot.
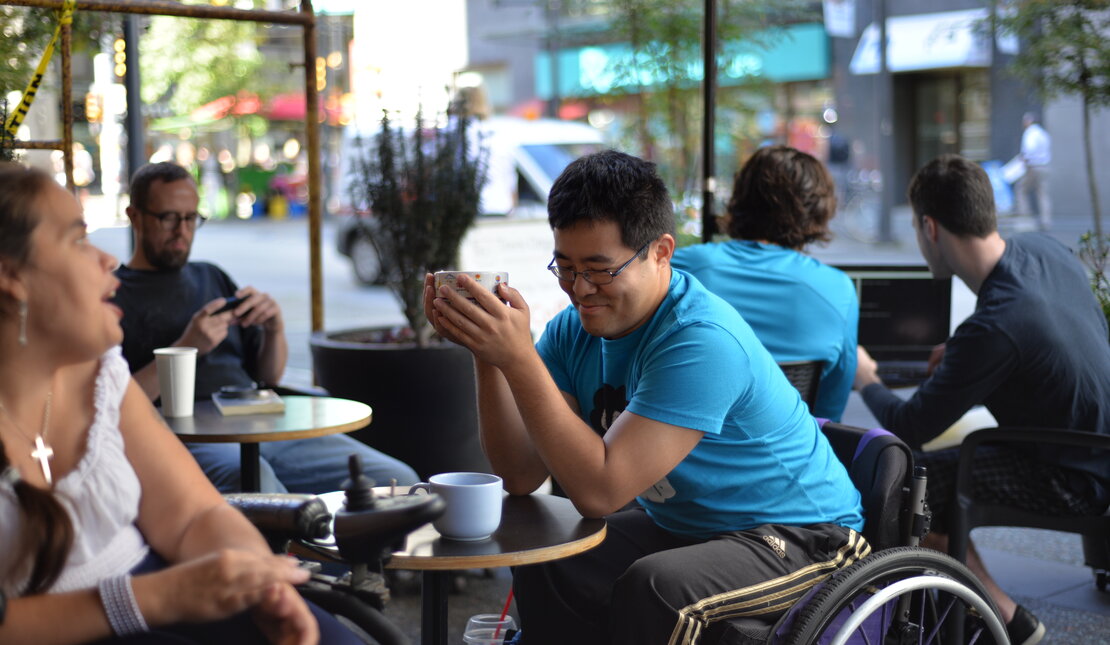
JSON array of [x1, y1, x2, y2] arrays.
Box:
[[777, 360, 823, 415], [948, 426, 1110, 592]]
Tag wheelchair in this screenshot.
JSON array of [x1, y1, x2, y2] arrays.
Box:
[[769, 421, 1009, 644], [229, 423, 1009, 645], [227, 455, 446, 645]]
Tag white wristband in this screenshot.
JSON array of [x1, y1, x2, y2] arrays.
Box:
[[97, 575, 149, 636]]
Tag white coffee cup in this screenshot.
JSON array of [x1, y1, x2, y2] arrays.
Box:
[[433, 271, 509, 301], [410, 472, 503, 541], [154, 347, 198, 417]]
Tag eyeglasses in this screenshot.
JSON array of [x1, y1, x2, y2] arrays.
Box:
[[140, 209, 207, 231], [547, 241, 651, 286]]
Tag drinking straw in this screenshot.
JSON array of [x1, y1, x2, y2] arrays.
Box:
[[494, 588, 514, 640]]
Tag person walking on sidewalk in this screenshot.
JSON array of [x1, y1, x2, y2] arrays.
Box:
[[1015, 112, 1052, 231]]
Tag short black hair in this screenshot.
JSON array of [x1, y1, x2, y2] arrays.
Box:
[[547, 149, 674, 250], [129, 162, 192, 212], [906, 154, 996, 238], [726, 145, 835, 250]]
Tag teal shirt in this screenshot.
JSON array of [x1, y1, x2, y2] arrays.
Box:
[[537, 269, 863, 538], [673, 240, 859, 421]]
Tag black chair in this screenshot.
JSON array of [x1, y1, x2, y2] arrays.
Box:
[[947, 426, 1110, 591], [777, 360, 822, 415]]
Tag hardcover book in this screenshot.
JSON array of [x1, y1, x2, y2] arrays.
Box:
[[212, 389, 285, 416]]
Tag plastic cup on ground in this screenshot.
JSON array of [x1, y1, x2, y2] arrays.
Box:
[[154, 347, 198, 417], [463, 614, 516, 644]]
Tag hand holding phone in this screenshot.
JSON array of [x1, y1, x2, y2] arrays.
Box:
[[211, 296, 245, 316]]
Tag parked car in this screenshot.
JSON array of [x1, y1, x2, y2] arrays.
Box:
[[336, 116, 605, 285]]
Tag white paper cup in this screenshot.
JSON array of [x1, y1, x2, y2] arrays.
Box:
[[410, 472, 503, 541], [155, 347, 198, 417], [433, 271, 508, 301]]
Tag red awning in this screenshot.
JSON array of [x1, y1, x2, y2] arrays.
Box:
[[190, 91, 260, 121], [264, 92, 349, 124]]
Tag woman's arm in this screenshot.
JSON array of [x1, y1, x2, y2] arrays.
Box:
[[117, 379, 316, 642], [0, 553, 312, 645], [118, 379, 269, 560]]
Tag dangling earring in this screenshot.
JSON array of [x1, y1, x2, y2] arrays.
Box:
[[17, 300, 27, 346]]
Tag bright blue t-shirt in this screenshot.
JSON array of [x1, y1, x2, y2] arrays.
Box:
[[536, 269, 863, 539], [673, 240, 859, 421]]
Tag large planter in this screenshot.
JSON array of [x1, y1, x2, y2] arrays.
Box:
[[310, 329, 491, 481]]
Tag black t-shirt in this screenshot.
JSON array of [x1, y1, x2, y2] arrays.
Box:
[[113, 262, 262, 399], [863, 234, 1110, 485]]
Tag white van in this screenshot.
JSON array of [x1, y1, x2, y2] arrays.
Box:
[[336, 116, 605, 283]]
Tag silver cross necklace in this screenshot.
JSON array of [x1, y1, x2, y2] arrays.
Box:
[[0, 391, 54, 486]]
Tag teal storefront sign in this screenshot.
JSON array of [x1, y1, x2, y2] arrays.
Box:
[[535, 23, 828, 99]]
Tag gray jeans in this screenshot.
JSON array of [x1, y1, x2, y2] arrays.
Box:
[[1015, 165, 1052, 230]]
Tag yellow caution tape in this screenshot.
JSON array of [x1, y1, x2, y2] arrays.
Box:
[[4, 0, 77, 137]]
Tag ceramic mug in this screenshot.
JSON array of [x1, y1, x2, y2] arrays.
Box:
[[433, 271, 508, 301], [410, 472, 503, 541]]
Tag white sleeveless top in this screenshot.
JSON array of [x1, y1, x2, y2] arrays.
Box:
[[0, 346, 149, 595]]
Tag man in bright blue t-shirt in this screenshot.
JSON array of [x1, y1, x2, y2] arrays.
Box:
[[424, 150, 864, 644]]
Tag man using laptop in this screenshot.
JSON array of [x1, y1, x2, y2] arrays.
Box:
[[854, 154, 1110, 645]]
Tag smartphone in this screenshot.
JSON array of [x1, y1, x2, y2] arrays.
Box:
[[211, 296, 244, 315]]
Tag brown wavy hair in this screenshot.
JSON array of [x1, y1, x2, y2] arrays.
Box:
[[0, 163, 75, 594], [725, 146, 836, 250]]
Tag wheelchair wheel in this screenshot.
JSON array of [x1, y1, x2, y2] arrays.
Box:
[[782, 547, 1008, 645]]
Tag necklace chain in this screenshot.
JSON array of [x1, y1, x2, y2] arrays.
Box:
[[0, 391, 55, 485]]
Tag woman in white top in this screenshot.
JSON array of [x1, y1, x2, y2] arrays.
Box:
[[0, 164, 356, 644]]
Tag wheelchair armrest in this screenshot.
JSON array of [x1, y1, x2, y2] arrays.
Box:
[[955, 427, 1110, 501], [225, 493, 332, 552]]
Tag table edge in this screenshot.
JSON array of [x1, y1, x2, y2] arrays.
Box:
[[385, 523, 607, 571]]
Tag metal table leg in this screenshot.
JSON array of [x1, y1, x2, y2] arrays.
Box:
[[240, 443, 261, 492], [422, 570, 451, 645]]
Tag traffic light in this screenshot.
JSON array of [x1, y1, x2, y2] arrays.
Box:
[[316, 56, 326, 92], [85, 92, 102, 123], [113, 38, 126, 78]]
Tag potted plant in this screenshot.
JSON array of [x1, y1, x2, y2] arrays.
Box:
[[311, 96, 491, 479]]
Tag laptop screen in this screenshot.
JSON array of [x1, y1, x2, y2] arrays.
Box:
[[836, 265, 953, 361]]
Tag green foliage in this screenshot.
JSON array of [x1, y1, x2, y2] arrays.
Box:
[[996, 1, 1110, 107], [0, 6, 113, 97], [596, 0, 816, 200], [994, 0, 1110, 241], [140, 11, 265, 115], [1078, 232, 1110, 333], [349, 100, 489, 344]]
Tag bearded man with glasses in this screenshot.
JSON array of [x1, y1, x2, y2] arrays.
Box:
[[111, 162, 418, 494], [424, 150, 865, 645]]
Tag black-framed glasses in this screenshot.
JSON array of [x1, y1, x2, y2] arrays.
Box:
[[140, 209, 208, 232], [547, 241, 651, 286]]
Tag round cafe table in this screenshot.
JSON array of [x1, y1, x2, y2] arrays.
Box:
[[163, 395, 372, 492], [314, 488, 607, 645]]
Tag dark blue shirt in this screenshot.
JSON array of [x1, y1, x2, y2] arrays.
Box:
[[113, 262, 262, 399], [863, 234, 1110, 485]]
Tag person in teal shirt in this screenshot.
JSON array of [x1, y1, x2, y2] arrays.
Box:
[[674, 146, 858, 420], [425, 150, 863, 644]]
